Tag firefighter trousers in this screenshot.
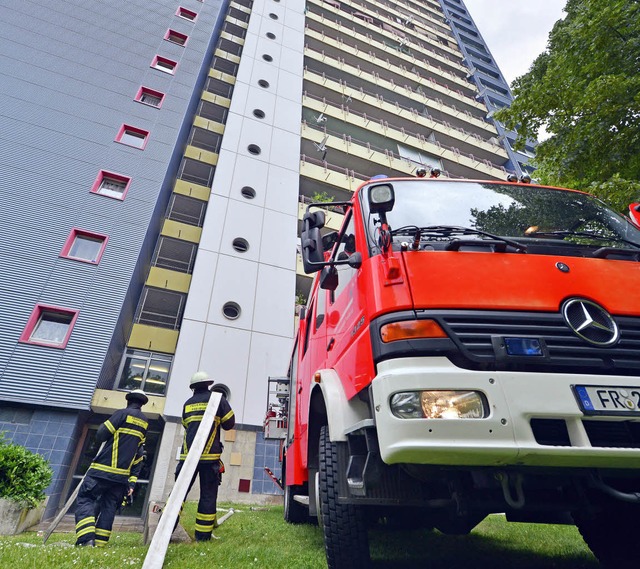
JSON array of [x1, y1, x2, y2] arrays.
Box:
[[175, 461, 220, 541], [75, 474, 127, 547]]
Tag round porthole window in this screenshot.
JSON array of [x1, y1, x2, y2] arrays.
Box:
[[222, 302, 241, 320], [266, 32, 276, 39], [269, 12, 278, 19], [241, 186, 256, 199], [262, 54, 273, 62], [258, 79, 270, 88], [253, 109, 265, 119], [232, 237, 249, 252]]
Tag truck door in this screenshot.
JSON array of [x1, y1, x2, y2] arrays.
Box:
[[325, 214, 368, 397]]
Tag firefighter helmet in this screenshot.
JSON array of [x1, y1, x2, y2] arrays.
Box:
[[190, 370, 213, 387], [126, 389, 149, 404]]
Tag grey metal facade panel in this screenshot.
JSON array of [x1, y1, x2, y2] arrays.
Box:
[[0, 0, 225, 409]]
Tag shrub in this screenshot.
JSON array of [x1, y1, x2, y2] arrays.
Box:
[[0, 433, 53, 508]]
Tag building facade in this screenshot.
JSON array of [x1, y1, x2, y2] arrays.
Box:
[[0, 0, 527, 519]]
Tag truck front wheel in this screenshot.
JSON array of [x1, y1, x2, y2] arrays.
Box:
[[573, 499, 640, 568], [319, 425, 370, 569]]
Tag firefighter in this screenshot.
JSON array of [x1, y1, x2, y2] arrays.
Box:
[[175, 371, 235, 541], [74, 389, 149, 547]]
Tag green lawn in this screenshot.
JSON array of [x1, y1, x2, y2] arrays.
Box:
[[0, 502, 599, 569]]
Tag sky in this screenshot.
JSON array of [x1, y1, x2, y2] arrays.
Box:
[[461, 0, 567, 86]]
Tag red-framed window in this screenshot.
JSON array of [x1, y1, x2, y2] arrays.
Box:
[[151, 55, 178, 74], [177, 6, 198, 21], [60, 228, 108, 264], [90, 170, 131, 200], [165, 29, 188, 46], [135, 86, 165, 108], [19, 304, 79, 349], [115, 124, 149, 149]]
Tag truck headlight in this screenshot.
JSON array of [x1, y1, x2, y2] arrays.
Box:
[[390, 390, 487, 419]]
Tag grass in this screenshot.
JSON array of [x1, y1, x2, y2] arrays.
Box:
[[0, 502, 600, 569]]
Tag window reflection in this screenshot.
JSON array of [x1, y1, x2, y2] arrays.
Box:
[[118, 350, 172, 395]]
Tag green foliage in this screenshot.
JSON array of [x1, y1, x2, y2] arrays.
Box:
[[586, 176, 640, 215], [295, 291, 307, 306], [496, 0, 640, 194], [0, 433, 52, 508], [312, 191, 334, 203]]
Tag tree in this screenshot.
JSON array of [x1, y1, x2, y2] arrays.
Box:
[[496, 0, 640, 208]]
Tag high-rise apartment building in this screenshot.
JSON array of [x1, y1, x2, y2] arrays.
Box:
[[0, 0, 528, 519]]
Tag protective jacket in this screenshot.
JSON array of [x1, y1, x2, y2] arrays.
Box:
[[179, 390, 235, 462], [89, 403, 148, 485]]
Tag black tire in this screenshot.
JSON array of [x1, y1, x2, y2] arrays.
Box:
[[319, 425, 370, 569], [573, 499, 640, 568]]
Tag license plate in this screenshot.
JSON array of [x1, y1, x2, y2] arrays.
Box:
[[573, 385, 640, 416]]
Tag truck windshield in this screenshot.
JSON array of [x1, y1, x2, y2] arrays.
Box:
[[362, 180, 640, 254]]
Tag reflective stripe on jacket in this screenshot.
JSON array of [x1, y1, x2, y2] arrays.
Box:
[[89, 407, 149, 484], [179, 391, 235, 462]]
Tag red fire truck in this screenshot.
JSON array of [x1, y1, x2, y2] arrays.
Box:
[[278, 175, 640, 569]]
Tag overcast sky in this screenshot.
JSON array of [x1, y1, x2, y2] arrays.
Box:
[[461, 1, 567, 86]]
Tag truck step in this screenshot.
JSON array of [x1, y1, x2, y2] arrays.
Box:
[[293, 495, 309, 505]]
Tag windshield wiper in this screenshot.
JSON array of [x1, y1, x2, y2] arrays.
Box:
[[390, 225, 527, 253], [530, 230, 640, 250]]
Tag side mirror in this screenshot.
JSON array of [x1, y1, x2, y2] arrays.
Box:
[[303, 210, 326, 230], [301, 226, 325, 273], [629, 203, 640, 228], [322, 231, 338, 252], [346, 252, 362, 269], [368, 183, 395, 214], [319, 266, 338, 291]]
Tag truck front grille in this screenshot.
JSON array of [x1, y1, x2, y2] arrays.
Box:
[[436, 310, 640, 376]]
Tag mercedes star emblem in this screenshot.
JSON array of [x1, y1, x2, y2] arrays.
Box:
[[561, 299, 619, 346]]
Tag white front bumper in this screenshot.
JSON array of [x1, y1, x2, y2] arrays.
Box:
[[371, 357, 640, 469]]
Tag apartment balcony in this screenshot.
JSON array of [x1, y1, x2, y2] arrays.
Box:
[[304, 43, 481, 120], [302, 75, 507, 162], [305, 22, 476, 101], [300, 118, 507, 180], [306, 2, 467, 79], [308, 0, 461, 64]]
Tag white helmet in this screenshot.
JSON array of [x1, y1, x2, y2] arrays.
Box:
[[126, 389, 149, 404], [190, 371, 213, 388]]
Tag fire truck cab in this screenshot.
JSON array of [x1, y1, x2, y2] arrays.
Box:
[[277, 176, 640, 569]]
